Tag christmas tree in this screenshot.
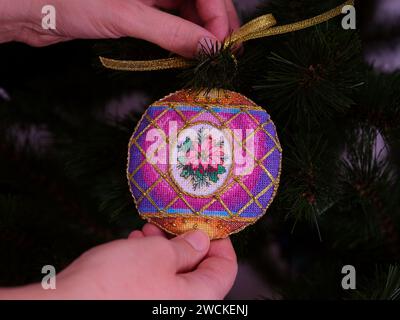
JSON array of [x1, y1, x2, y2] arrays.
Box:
[[0, 0, 399, 299]]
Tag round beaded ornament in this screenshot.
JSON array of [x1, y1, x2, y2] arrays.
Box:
[[127, 89, 282, 239]]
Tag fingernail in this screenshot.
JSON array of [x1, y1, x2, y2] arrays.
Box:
[[183, 230, 210, 252], [197, 37, 221, 55]]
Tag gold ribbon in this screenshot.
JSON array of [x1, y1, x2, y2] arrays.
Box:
[[100, 0, 354, 72], [99, 56, 194, 71]]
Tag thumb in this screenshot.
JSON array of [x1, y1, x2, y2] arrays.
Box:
[[113, 2, 219, 58], [178, 238, 237, 299], [169, 230, 210, 273]]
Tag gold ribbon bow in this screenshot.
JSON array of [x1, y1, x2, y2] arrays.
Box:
[[100, 0, 354, 72]]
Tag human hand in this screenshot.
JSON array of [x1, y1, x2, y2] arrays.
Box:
[[1, 0, 240, 57], [1, 223, 237, 299], [57, 224, 237, 299]]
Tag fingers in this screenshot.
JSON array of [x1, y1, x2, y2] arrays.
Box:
[[126, 229, 209, 274], [153, 0, 184, 10], [224, 0, 241, 32], [128, 230, 144, 239], [142, 223, 168, 238], [196, 0, 230, 41], [169, 230, 210, 273], [128, 224, 168, 239], [180, 0, 203, 26], [207, 237, 237, 265], [181, 0, 240, 45], [178, 237, 237, 299], [115, 2, 218, 57]]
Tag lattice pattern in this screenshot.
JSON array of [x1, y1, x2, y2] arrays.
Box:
[[127, 89, 282, 239]]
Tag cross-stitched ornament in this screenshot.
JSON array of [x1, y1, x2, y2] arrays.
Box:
[[127, 89, 282, 239]]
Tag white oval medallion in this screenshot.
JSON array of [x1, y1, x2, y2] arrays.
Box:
[[170, 123, 232, 197]]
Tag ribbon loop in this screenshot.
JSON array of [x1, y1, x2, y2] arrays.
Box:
[[226, 14, 277, 48]]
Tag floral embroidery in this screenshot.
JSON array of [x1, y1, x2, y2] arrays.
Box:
[[176, 127, 227, 191]]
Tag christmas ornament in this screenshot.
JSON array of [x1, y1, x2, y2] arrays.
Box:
[[100, 1, 353, 238], [127, 89, 282, 239]]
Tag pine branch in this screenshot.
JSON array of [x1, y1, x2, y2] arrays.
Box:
[[254, 24, 364, 126], [58, 116, 141, 222], [278, 132, 339, 239], [179, 40, 239, 91], [334, 126, 400, 256], [352, 265, 400, 300], [351, 71, 400, 137]]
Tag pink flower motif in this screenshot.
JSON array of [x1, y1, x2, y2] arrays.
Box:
[[208, 146, 224, 169], [186, 150, 200, 169], [186, 143, 224, 171]]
